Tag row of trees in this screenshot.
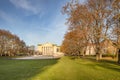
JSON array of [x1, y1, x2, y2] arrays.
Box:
[[61, 0, 120, 63], [0, 29, 31, 56]]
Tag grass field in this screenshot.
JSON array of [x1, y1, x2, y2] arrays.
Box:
[[0, 57, 120, 80]]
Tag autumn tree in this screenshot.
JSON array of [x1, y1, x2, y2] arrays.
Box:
[[62, 0, 114, 60], [111, 0, 120, 63], [61, 1, 91, 56], [0, 29, 28, 56], [86, 0, 113, 60], [61, 29, 87, 56]]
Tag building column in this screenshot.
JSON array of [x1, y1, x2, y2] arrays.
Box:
[[42, 47, 43, 54], [47, 47, 49, 54], [42, 47, 44, 55], [49, 47, 50, 55], [45, 47, 46, 55], [44, 47, 45, 55], [46, 47, 47, 55]]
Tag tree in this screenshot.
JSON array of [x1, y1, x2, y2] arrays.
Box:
[[61, 1, 91, 56], [111, 0, 120, 63], [86, 0, 113, 60], [61, 29, 86, 56], [62, 0, 113, 60], [0, 29, 28, 56]]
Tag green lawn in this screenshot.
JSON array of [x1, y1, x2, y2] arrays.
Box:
[[0, 57, 120, 80]]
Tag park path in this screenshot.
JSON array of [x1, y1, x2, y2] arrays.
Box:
[[13, 55, 59, 60]]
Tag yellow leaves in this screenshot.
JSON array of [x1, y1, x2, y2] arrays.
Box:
[[0, 29, 27, 56], [113, 14, 120, 20], [112, 0, 120, 8]]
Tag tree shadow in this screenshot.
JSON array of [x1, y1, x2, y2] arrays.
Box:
[[81, 57, 120, 72], [95, 60, 120, 72], [0, 58, 59, 80]]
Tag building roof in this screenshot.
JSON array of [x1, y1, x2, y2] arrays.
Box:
[[38, 42, 60, 47]]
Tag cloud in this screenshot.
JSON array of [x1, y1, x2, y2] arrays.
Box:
[[0, 0, 68, 46], [0, 10, 14, 24], [9, 0, 41, 14], [0, 10, 25, 28], [21, 13, 68, 46], [23, 32, 41, 46], [37, 13, 68, 45]]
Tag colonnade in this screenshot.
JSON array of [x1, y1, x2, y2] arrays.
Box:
[[42, 46, 53, 55]]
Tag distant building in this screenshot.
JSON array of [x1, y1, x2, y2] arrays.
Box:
[[37, 42, 61, 56], [27, 45, 35, 55], [85, 40, 117, 55], [85, 44, 96, 55], [28, 45, 35, 51], [100, 40, 117, 55]]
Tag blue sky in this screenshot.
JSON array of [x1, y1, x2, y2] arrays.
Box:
[[0, 0, 85, 46]]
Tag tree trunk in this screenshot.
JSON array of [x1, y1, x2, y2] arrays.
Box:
[[0, 53, 2, 56], [8, 52, 10, 56], [118, 49, 120, 64], [96, 53, 99, 61], [89, 46, 91, 55], [99, 53, 102, 59], [83, 53, 85, 57], [96, 47, 102, 61], [82, 50, 85, 57]]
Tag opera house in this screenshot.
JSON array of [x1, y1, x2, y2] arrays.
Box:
[[37, 42, 62, 56]]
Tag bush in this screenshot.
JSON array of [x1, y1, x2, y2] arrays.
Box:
[[102, 53, 116, 58]]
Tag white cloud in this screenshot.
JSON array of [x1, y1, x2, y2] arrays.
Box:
[[37, 13, 68, 45], [0, 10, 14, 24], [0, 10, 24, 28], [23, 32, 40, 46], [1, 0, 68, 46], [9, 0, 41, 14], [21, 13, 68, 46]]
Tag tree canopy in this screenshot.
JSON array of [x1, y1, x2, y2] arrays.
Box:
[[0, 29, 28, 56], [61, 0, 120, 63]]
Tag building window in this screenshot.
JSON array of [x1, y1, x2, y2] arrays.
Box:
[[56, 48, 59, 52]]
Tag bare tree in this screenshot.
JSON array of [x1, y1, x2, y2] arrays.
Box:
[[86, 0, 113, 60], [111, 0, 120, 63], [61, 1, 91, 56], [62, 0, 114, 60], [0, 29, 28, 56]]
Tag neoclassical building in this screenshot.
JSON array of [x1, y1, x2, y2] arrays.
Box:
[[85, 40, 116, 55], [37, 42, 61, 56]]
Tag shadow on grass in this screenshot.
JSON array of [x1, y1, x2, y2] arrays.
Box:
[[0, 58, 59, 80], [80, 56, 120, 72], [96, 60, 120, 72]]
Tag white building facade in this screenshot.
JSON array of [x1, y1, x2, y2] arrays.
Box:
[[37, 42, 61, 56]]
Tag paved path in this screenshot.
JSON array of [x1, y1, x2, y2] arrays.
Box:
[[13, 55, 59, 60]]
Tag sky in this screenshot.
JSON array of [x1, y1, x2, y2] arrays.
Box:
[[0, 0, 85, 46]]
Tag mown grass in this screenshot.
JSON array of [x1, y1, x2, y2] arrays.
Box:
[[0, 56, 120, 80]]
